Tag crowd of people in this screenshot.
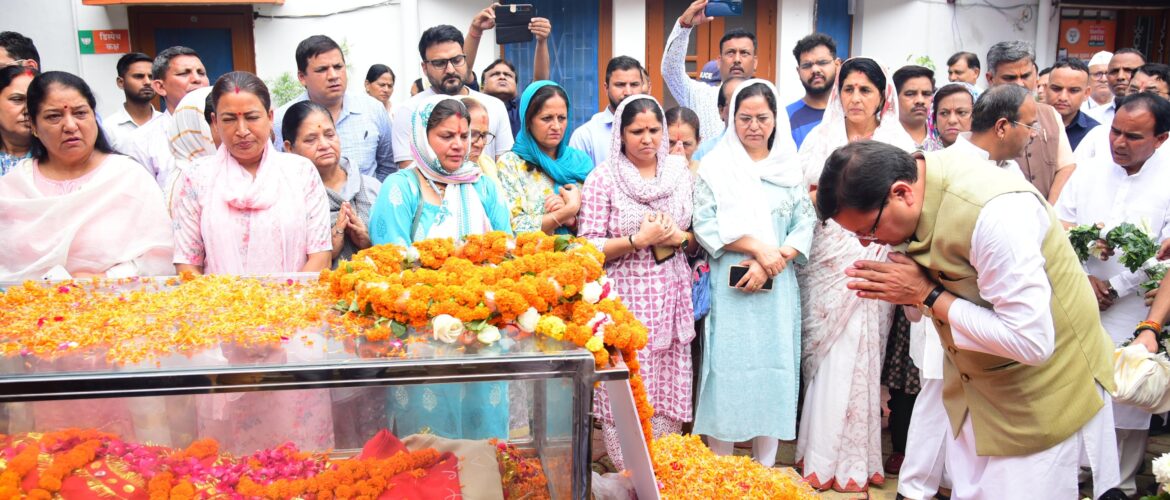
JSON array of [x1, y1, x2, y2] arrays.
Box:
[[1, 0, 1170, 497]]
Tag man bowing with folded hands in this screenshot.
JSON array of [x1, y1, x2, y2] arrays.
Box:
[[813, 140, 1122, 499]]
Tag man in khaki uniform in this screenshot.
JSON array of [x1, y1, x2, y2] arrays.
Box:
[[813, 140, 1120, 499]]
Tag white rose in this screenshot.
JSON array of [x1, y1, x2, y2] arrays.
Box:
[[477, 325, 502, 344], [1154, 453, 1170, 488], [517, 307, 540, 332], [581, 281, 603, 304], [432, 314, 464, 344], [404, 246, 421, 263]]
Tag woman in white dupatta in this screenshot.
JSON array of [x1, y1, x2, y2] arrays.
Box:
[[796, 57, 916, 493], [691, 79, 816, 466]]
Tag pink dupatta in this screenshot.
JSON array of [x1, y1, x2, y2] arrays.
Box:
[[199, 143, 311, 274]]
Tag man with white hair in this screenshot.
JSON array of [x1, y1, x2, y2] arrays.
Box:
[[1083, 51, 1114, 113]]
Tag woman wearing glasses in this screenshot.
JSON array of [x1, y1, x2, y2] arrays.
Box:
[[796, 57, 916, 493], [690, 80, 813, 467], [461, 96, 499, 182], [495, 80, 593, 235], [282, 100, 380, 267]]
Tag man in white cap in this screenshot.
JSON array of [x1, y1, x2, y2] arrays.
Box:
[[1082, 51, 1114, 114]]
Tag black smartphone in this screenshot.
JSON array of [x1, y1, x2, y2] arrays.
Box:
[[728, 265, 773, 290], [495, 4, 536, 44], [704, 0, 743, 17]]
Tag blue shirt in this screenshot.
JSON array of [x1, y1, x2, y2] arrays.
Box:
[[693, 129, 726, 162], [568, 108, 614, 166], [1065, 110, 1100, 151], [274, 91, 396, 181], [786, 99, 825, 150]]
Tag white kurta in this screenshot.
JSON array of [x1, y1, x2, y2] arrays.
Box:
[[1055, 153, 1170, 429], [940, 192, 1119, 499]]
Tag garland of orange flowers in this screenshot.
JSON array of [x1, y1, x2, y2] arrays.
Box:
[[320, 232, 656, 451], [234, 448, 442, 499], [652, 434, 819, 499]]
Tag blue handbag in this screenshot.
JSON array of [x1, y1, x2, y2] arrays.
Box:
[[691, 259, 711, 321]]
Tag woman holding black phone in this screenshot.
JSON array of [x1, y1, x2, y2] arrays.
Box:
[[689, 79, 813, 467]]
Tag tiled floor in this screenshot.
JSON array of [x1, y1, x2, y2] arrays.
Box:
[[594, 426, 1170, 499]]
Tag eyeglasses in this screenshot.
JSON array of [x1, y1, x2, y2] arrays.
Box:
[[1011, 120, 1046, 142], [855, 201, 887, 242], [425, 54, 467, 70], [735, 114, 774, 127], [937, 108, 972, 119], [798, 59, 834, 71], [470, 130, 495, 146], [1091, 71, 1108, 80], [1, 59, 31, 69]]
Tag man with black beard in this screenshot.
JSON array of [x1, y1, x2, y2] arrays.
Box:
[[392, 25, 514, 168], [104, 52, 161, 150], [787, 33, 839, 149]]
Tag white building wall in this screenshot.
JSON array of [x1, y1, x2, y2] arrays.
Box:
[[775, 0, 817, 105], [613, 0, 648, 64], [852, 0, 1041, 88], [0, 0, 130, 119]]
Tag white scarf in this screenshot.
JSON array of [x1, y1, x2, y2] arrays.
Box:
[[697, 79, 802, 246], [800, 58, 917, 187]]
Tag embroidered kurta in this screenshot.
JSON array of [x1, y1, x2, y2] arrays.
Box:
[[494, 152, 558, 234], [690, 177, 816, 441]]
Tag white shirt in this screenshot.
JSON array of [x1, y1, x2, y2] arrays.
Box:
[[1085, 98, 1116, 126], [120, 112, 174, 188], [392, 87, 514, 163], [945, 192, 1056, 364], [567, 108, 613, 166], [662, 21, 722, 142], [950, 132, 1024, 178], [103, 105, 162, 152], [1056, 153, 1170, 339]]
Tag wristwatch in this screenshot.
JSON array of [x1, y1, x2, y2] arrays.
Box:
[[678, 235, 689, 250], [917, 285, 946, 319]]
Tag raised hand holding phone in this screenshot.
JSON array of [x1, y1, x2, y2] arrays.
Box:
[[678, 0, 712, 29]]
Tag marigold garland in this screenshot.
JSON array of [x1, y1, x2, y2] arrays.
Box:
[[320, 231, 655, 451], [0, 430, 489, 499]]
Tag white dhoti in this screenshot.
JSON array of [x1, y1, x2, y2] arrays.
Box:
[[945, 384, 1119, 500]]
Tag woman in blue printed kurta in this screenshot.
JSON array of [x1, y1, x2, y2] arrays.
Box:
[[368, 96, 512, 439], [690, 80, 816, 465]]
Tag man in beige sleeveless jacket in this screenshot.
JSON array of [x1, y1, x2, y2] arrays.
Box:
[[813, 140, 1119, 499]]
